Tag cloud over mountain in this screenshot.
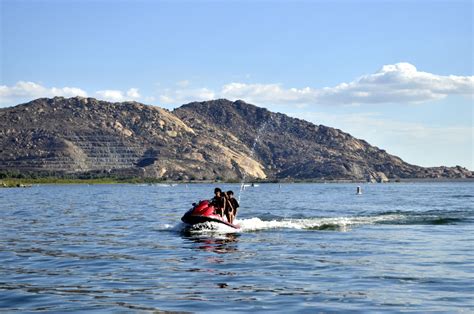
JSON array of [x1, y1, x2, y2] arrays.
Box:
[[95, 88, 141, 102], [0, 82, 142, 105], [1, 63, 472, 107], [159, 63, 474, 106], [0, 81, 87, 105]]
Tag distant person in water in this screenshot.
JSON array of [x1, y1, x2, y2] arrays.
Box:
[[225, 190, 239, 224], [210, 187, 226, 217]]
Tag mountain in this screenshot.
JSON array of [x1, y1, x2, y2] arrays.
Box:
[[174, 99, 471, 181], [0, 97, 471, 181]]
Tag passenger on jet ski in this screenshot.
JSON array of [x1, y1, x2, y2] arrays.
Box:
[[225, 190, 239, 224], [210, 187, 226, 217]]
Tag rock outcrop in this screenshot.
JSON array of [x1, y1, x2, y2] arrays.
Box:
[[0, 97, 471, 181], [174, 99, 472, 180]]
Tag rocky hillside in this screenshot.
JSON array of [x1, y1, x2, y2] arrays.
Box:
[[174, 99, 472, 181], [0, 97, 471, 181]]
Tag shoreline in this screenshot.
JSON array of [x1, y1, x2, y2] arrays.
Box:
[[1, 177, 473, 187]]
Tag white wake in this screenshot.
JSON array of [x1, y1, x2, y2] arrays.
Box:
[[159, 214, 407, 233]]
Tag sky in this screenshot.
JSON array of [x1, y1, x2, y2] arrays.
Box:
[[1, 0, 473, 169]]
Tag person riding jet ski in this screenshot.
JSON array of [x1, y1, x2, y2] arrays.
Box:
[[210, 187, 226, 217]]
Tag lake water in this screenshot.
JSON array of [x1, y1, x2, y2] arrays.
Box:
[[1, 182, 473, 313]]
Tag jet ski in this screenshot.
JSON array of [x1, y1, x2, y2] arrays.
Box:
[[181, 200, 240, 229]]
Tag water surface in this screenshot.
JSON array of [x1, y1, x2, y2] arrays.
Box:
[[1, 183, 473, 312]]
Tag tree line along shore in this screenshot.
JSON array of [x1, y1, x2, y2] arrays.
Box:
[[1, 174, 472, 188]]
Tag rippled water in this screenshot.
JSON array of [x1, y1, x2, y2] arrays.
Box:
[[1, 182, 473, 312]]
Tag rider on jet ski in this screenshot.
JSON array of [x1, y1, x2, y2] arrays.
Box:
[[210, 188, 226, 217]]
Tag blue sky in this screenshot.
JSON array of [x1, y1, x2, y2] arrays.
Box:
[[1, 0, 473, 169]]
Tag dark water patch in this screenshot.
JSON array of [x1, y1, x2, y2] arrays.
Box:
[[257, 212, 286, 220], [451, 194, 474, 198], [7, 246, 140, 261], [288, 213, 309, 219], [378, 209, 473, 216], [367, 276, 442, 284], [379, 216, 465, 225], [429, 217, 464, 225], [374, 209, 471, 225]]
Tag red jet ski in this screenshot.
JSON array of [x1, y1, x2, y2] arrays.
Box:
[[181, 200, 240, 229]]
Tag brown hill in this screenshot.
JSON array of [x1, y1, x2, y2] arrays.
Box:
[[0, 97, 471, 181]]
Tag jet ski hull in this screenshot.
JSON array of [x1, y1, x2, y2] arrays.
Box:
[[181, 200, 240, 229]]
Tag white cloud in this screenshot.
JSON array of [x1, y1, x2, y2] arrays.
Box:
[[126, 88, 141, 99], [0, 81, 87, 105], [157, 62, 474, 106], [318, 62, 474, 105], [95, 88, 141, 102], [2, 63, 472, 108], [158, 87, 215, 105], [0, 81, 144, 106], [291, 111, 474, 169], [95, 90, 125, 102], [220, 82, 315, 106]]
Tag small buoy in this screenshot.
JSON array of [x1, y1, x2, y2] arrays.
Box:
[[356, 186, 362, 195]]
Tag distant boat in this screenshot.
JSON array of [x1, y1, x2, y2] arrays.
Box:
[[155, 183, 178, 187], [241, 183, 259, 190]]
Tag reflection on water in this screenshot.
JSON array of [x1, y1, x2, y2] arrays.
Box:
[[182, 233, 240, 254]]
